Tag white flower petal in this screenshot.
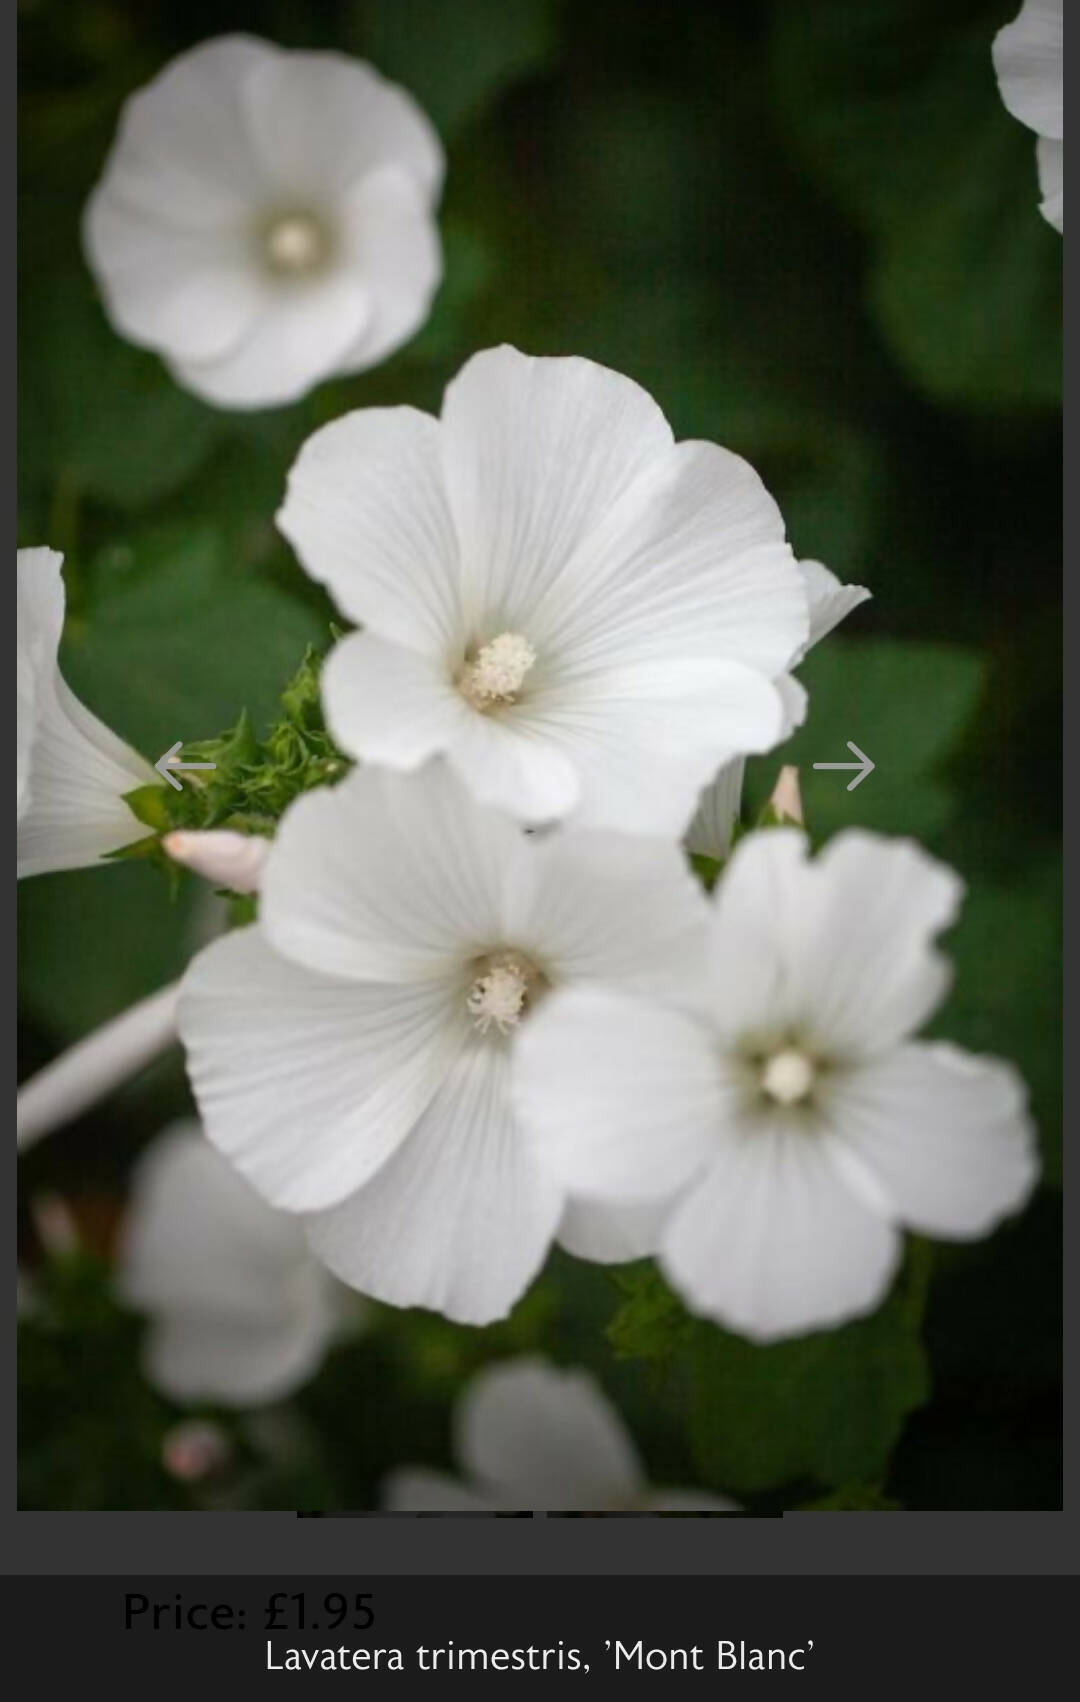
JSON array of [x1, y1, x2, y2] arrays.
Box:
[[774, 671, 809, 737], [382, 1469, 496, 1513], [18, 545, 154, 876], [827, 1041, 1038, 1239], [18, 675, 155, 878], [444, 708, 583, 825], [242, 47, 443, 201], [536, 443, 806, 681], [993, 0, 1063, 141], [513, 988, 720, 1202], [145, 1312, 331, 1407], [338, 168, 444, 370], [169, 267, 371, 409], [661, 1121, 901, 1342], [685, 756, 745, 862], [120, 1123, 308, 1320], [16, 547, 65, 819], [458, 1359, 643, 1511], [83, 195, 264, 363], [532, 659, 786, 837], [798, 558, 872, 652], [278, 405, 462, 652], [795, 831, 963, 1056], [706, 829, 963, 1057], [179, 927, 463, 1212], [119, 1123, 338, 1406], [321, 630, 467, 776], [440, 346, 675, 635], [306, 1044, 563, 1326], [88, 35, 275, 230], [557, 1195, 669, 1264], [21, 674, 154, 868], [503, 825, 708, 1001], [1037, 135, 1064, 230], [260, 764, 513, 984]]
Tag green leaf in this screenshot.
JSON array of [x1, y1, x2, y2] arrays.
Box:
[[931, 859, 1062, 1185], [60, 526, 325, 758], [607, 1264, 698, 1363], [686, 1272, 930, 1495], [609, 1258, 930, 1495], [363, 0, 559, 137], [795, 1485, 903, 1511], [18, 859, 201, 1043], [20, 271, 226, 512], [123, 784, 173, 833], [747, 637, 985, 844], [771, 0, 1062, 411]]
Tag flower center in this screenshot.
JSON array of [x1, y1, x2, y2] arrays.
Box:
[[759, 1046, 817, 1107], [467, 950, 536, 1036], [458, 632, 536, 710], [263, 213, 329, 275]]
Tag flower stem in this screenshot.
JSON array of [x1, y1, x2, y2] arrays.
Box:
[[901, 1234, 935, 1331], [17, 981, 181, 1153]]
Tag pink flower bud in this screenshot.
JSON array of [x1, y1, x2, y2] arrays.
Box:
[[161, 1420, 231, 1483]]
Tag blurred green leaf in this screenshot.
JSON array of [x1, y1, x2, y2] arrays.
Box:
[[772, 0, 1062, 410], [61, 526, 325, 756], [747, 637, 985, 843], [18, 1253, 183, 1511], [363, 0, 559, 137], [19, 272, 226, 516], [17, 860, 201, 1043], [609, 1260, 929, 1494], [686, 1283, 929, 1494]]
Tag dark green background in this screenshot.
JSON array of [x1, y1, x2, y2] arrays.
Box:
[[17, 0, 1061, 1511]]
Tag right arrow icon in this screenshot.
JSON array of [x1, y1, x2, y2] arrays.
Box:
[[812, 740, 875, 792]]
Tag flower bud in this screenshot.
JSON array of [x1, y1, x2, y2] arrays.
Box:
[[163, 830, 268, 894]]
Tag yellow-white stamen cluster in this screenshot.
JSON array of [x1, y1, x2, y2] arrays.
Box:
[[264, 213, 328, 275], [458, 632, 537, 710], [467, 953, 533, 1035], [760, 1046, 817, 1107]]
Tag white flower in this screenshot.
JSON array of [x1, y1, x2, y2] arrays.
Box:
[[514, 828, 1038, 1343], [687, 558, 869, 861], [993, 0, 1063, 232], [276, 345, 810, 837], [83, 35, 444, 409], [177, 762, 709, 1325], [118, 1121, 345, 1406], [17, 547, 155, 878], [383, 1357, 736, 1512]]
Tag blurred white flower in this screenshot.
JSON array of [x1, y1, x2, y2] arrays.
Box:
[[178, 762, 708, 1326], [277, 345, 810, 836], [17, 547, 155, 878], [993, 0, 1063, 232], [383, 1357, 736, 1512], [84, 35, 444, 408], [118, 1122, 345, 1406], [515, 829, 1038, 1343], [687, 559, 869, 861]]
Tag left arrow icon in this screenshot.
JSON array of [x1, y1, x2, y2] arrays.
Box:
[[155, 741, 217, 792]]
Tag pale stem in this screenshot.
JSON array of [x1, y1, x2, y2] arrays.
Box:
[[17, 981, 181, 1153]]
